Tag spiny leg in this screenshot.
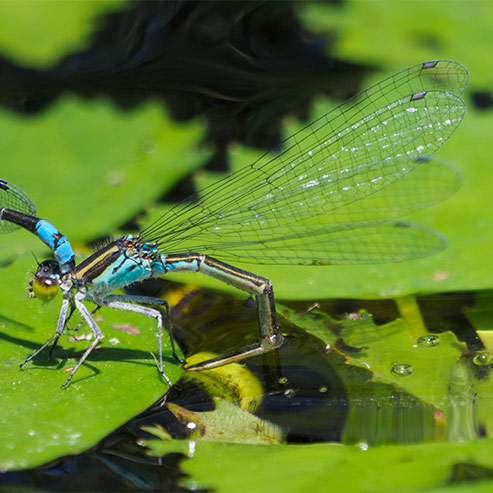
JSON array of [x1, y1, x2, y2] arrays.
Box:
[[49, 303, 77, 358], [20, 297, 71, 369], [102, 293, 182, 363], [98, 294, 179, 385], [44, 302, 97, 360], [62, 296, 103, 387], [70, 305, 102, 333]]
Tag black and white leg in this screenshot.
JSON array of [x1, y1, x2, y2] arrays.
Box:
[[62, 292, 104, 386], [97, 294, 181, 384], [20, 295, 71, 369], [165, 254, 284, 371]]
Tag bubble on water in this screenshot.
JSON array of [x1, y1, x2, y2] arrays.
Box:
[[391, 362, 414, 377], [473, 351, 493, 366], [319, 386, 328, 393], [278, 377, 288, 385], [284, 388, 296, 398], [417, 334, 441, 347]]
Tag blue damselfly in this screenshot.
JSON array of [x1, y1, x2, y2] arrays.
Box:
[[0, 60, 468, 386]]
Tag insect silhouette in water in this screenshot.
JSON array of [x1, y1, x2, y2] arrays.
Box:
[[0, 60, 468, 386]]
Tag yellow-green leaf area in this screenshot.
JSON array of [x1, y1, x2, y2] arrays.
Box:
[[0, 0, 127, 67], [0, 94, 208, 249], [145, 399, 283, 445]]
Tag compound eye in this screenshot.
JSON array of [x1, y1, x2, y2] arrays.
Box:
[[30, 275, 59, 301], [29, 260, 61, 302]]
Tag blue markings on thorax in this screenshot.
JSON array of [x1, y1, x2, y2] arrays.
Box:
[[35, 219, 75, 273], [91, 251, 167, 292]]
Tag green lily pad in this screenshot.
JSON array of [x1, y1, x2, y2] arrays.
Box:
[[0, 254, 182, 471], [0, 1, 489, 303], [0, 1, 127, 67], [145, 438, 493, 492], [287, 0, 493, 299], [0, 95, 209, 247], [279, 296, 493, 443]]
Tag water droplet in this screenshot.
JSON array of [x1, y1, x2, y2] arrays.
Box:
[[141, 137, 156, 154], [188, 440, 196, 458], [105, 170, 124, 187], [473, 351, 493, 366], [319, 386, 328, 393], [418, 334, 440, 347], [278, 377, 288, 385], [284, 388, 295, 398], [391, 362, 414, 377]]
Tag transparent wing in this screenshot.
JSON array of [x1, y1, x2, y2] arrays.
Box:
[[0, 179, 36, 233], [205, 223, 449, 266], [159, 158, 460, 265], [140, 60, 467, 264]]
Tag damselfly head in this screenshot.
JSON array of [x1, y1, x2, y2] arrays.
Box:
[[29, 260, 61, 302]]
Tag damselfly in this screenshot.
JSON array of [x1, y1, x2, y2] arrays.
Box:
[[0, 60, 468, 386]]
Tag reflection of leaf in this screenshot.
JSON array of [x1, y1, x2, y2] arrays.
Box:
[[283, 297, 468, 411], [145, 399, 283, 445], [184, 354, 265, 413], [0, 255, 182, 471], [464, 290, 493, 438]]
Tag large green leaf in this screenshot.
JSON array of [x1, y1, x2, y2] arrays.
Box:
[[0, 1, 127, 67], [0, 255, 182, 471], [145, 438, 493, 492], [0, 0, 489, 302], [0, 96, 209, 246]]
